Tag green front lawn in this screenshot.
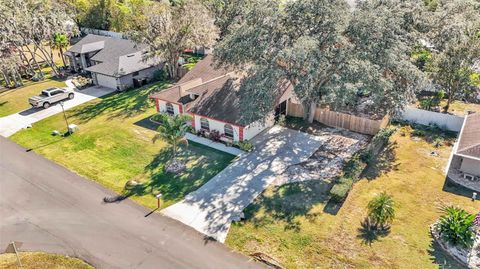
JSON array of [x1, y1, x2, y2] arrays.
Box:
[[226, 128, 478, 268], [10, 81, 234, 209], [0, 78, 67, 117], [0, 252, 93, 269]]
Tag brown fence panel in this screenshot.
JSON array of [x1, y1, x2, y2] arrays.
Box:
[[287, 102, 386, 135]]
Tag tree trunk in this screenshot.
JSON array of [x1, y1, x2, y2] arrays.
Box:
[[23, 44, 44, 78], [443, 92, 453, 113], [34, 41, 59, 76], [301, 101, 309, 121], [15, 46, 36, 77], [307, 102, 316, 123], [59, 47, 66, 67], [1, 70, 11, 88]]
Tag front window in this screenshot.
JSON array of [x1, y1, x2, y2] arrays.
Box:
[[200, 118, 210, 131], [224, 124, 234, 139], [166, 103, 175, 115]]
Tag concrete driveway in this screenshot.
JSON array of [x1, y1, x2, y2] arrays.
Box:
[[162, 126, 323, 242], [0, 81, 115, 137], [0, 137, 262, 269]]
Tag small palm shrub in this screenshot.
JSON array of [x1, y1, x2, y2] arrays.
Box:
[[238, 141, 254, 152], [367, 192, 395, 228], [438, 206, 475, 248]]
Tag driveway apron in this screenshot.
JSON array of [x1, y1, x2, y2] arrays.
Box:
[[0, 81, 115, 137], [162, 126, 323, 242]]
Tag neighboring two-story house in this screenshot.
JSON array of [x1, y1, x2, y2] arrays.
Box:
[[65, 34, 163, 91]]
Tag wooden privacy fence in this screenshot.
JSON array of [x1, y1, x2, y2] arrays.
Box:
[[288, 102, 388, 135]]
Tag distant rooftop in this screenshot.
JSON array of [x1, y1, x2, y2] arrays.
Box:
[[457, 113, 480, 159]]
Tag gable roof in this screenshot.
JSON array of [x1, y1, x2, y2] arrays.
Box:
[[68, 34, 159, 77], [456, 113, 480, 159], [150, 54, 290, 126], [177, 55, 230, 84], [86, 51, 162, 77]]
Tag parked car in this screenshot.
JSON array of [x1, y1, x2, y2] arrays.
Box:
[[29, 88, 74, 109]]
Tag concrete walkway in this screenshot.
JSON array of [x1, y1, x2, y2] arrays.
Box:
[[0, 80, 115, 137], [162, 126, 323, 242], [0, 137, 263, 269]]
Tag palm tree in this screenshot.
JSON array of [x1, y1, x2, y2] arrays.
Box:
[[152, 113, 191, 159], [367, 192, 395, 228], [51, 33, 69, 67]]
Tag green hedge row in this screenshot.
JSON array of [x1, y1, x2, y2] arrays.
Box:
[[328, 127, 396, 203]]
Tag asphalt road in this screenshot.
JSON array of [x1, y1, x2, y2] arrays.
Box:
[[0, 137, 263, 269]]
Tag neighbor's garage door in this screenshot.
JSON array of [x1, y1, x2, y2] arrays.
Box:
[[96, 74, 118, 89]]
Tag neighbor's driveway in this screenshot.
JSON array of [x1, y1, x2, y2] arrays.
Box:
[[0, 81, 114, 137], [0, 137, 262, 269], [162, 126, 323, 242]]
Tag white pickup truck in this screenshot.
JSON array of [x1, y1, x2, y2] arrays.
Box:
[[29, 88, 74, 109]]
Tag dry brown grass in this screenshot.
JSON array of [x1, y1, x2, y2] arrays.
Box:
[[0, 252, 93, 269], [226, 129, 478, 268]]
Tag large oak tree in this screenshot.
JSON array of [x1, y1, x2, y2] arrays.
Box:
[[130, 0, 218, 79], [214, 0, 425, 123]]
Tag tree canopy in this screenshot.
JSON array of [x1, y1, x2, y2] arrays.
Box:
[[129, 0, 218, 79], [214, 0, 425, 123]]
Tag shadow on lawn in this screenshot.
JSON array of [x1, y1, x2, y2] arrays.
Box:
[[243, 180, 332, 232], [442, 178, 479, 201], [363, 141, 400, 180], [356, 218, 391, 246], [116, 143, 233, 203], [71, 81, 170, 123], [428, 238, 467, 269]]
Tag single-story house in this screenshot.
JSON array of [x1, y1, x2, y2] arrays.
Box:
[[65, 34, 163, 91], [447, 112, 480, 192], [149, 55, 292, 142]]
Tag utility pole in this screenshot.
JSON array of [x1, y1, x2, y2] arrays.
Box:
[[59, 101, 70, 134]]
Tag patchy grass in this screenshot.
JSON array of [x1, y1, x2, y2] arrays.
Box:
[[439, 100, 480, 116], [0, 252, 93, 269], [10, 81, 234, 209], [226, 128, 478, 268], [181, 52, 204, 70], [0, 78, 66, 117]]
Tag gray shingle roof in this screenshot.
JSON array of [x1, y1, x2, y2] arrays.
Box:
[[68, 34, 158, 77], [457, 113, 480, 159]]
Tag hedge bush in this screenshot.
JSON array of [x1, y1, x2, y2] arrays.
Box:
[[330, 177, 354, 202]]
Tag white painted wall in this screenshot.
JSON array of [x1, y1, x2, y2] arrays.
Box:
[[157, 100, 181, 115], [118, 66, 161, 90], [243, 114, 274, 141], [192, 115, 241, 142], [80, 27, 125, 39], [459, 157, 480, 176], [401, 107, 465, 132], [96, 74, 118, 89]]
